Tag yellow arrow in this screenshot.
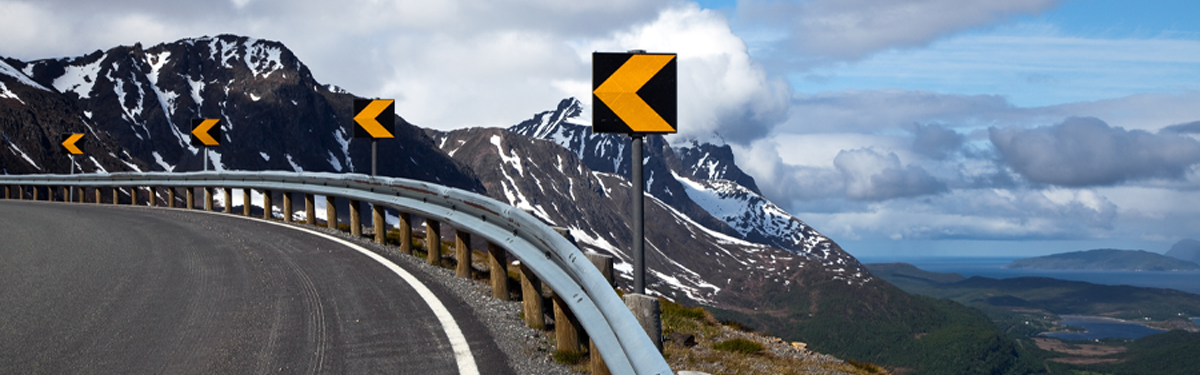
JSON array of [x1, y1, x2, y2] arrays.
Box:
[[593, 54, 676, 133], [192, 119, 220, 146], [354, 99, 395, 139], [62, 133, 84, 155]]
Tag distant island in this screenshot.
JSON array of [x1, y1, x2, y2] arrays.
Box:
[[1166, 238, 1200, 264], [1004, 249, 1200, 271]]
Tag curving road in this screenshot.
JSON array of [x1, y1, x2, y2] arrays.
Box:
[[0, 200, 511, 374]]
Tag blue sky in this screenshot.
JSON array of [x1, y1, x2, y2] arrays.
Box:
[[2, 0, 1198, 258], [782, 0, 1200, 108]]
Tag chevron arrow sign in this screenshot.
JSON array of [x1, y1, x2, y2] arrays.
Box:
[[60, 133, 84, 155], [354, 99, 395, 139], [191, 118, 221, 147], [592, 52, 677, 134]]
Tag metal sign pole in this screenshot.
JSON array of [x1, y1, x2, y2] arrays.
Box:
[[632, 134, 645, 294], [372, 139, 378, 176], [204, 146, 209, 172], [68, 154, 75, 202]]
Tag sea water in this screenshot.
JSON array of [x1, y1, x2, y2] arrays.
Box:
[[1043, 315, 1165, 341], [860, 256, 1200, 296]]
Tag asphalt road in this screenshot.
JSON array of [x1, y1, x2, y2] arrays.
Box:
[[0, 200, 510, 374]]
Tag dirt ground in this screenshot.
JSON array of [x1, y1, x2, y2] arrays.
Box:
[[1033, 337, 1126, 356]]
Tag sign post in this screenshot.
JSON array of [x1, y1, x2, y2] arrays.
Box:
[[191, 119, 221, 171], [353, 99, 396, 176], [61, 133, 84, 201], [592, 50, 676, 294]]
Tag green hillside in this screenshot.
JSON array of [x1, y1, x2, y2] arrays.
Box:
[[709, 275, 1040, 375], [866, 263, 1200, 322]]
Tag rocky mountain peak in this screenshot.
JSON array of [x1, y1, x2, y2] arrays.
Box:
[[2, 34, 482, 191]]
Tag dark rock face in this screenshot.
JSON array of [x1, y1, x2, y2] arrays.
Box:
[[673, 141, 761, 195], [3, 35, 480, 192], [2, 58, 146, 175]]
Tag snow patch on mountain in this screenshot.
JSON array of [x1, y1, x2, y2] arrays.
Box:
[[0, 60, 48, 92], [6, 142, 41, 170], [151, 151, 175, 172], [243, 40, 285, 79], [0, 82, 24, 104], [326, 150, 343, 171], [53, 56, 104, 98]]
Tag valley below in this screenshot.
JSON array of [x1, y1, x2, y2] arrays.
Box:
[[867, 261, 1200, 374]]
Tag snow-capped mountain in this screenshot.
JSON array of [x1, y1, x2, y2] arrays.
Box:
[[431, 126, 872, 305], [3, 35, 480, 191], [509, 98, 842, 256], [673, 140, 761, 195]]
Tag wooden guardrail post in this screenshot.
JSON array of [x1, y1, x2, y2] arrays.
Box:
[[205, 187, 214, 211], [282, 191, 293, 223], [148, 186, 157, 206], [426, 219, 441, 265], [623, 294, 663, 353], [373, 204, 385, 244], [32, 185, 39, 201], [305, 194, 315, 224], [242, 189, 251, 216], [349, 199, 362, 236], [60, 186, 68, 202], [3, 185, 8, 199], [130, 187, 139, 206], [224, 188, 233, 213], [262, 189, 273, 219], [487, 242, 508, 299], [185, 187, 194, 209], [397, 212, 412, 255], [325, 196, 337, 229], [587, 253, 615, 375], [455, 230, 471, 278], [554, 293, 583, 355], [17, 185, 23, 200], [519, 263, 544, 329]]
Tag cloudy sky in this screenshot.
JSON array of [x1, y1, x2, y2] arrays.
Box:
[[3, 0, 1199, 258]]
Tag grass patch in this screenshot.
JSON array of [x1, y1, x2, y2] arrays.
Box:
[[847, 359, 886, 373], [661, 298, 706, 320], [713, 338, 765, 355], [721, 319, 755, 333], [552, 350, 585, 365]]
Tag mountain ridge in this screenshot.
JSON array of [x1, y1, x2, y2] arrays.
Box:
[[1004, 249, 1200, 271]]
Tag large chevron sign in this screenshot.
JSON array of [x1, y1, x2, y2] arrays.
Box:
[[592, 52, 677, 134], [190, 119, 221, 147], [354, 99, 396, 139]]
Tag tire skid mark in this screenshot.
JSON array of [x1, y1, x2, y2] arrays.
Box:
[[269, 244, 328, 374]]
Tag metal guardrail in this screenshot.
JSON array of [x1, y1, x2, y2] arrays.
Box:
[[0, 171, 674, 375]]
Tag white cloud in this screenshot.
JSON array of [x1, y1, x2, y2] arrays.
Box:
[[579, 4, 790, 144], [738, 0, 1062, 63], [798, 186, 1119, 242], [834, 148, 945, 200], [991, 117, 1200, 186]]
